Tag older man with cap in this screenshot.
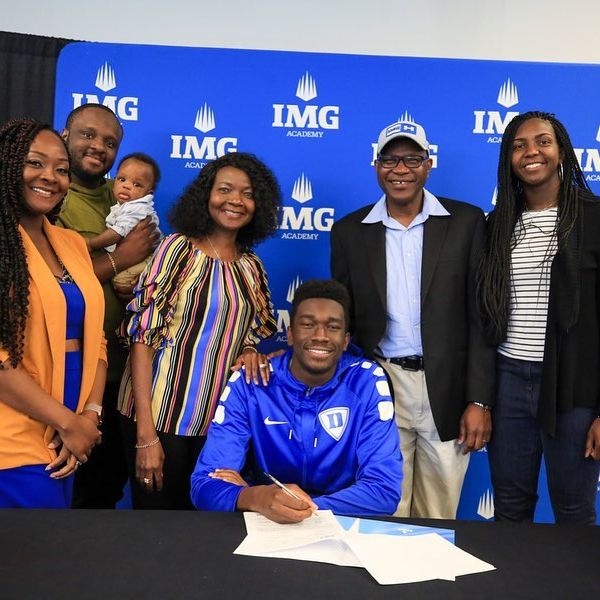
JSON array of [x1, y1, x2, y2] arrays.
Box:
[[330, 119, 495, 519]]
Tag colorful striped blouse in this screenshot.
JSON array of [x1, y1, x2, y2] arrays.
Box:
[[117, 233, 277, 436]]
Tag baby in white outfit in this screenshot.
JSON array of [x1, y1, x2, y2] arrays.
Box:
[[87, 152, 163, 286]]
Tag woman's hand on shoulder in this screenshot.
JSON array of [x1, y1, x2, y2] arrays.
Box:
[[231, 347, 271, 386]]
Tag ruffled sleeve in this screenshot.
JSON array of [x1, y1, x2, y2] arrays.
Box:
[[119, 233, 196, 350], [240, 252, 277, 348]]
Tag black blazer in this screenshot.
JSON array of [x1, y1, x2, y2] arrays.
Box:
[[330, 196, 495, 441], [536, 192, 600, 435]]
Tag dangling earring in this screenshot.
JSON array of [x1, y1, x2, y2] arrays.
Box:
[[558, 162, 564, 180]]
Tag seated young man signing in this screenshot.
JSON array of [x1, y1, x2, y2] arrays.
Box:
[[190, 279, 402, 523]]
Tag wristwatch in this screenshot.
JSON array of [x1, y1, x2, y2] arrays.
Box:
[[83, 403, 103, 425]]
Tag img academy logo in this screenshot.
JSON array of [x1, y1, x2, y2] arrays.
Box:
[[279, 173, 335, 240], [574, 124, 600, 183], [170, 103, 238, 169], [472, 78, 520, 143], [71, 62, 139, 121], [272, 71, 340, 138]]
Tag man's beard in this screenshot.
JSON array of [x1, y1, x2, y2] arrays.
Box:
[[70, 158, 109, 185]]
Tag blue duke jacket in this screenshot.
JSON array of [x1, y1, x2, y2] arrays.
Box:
[[190, 352, 402, 516]]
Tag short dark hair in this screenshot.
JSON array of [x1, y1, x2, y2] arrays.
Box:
[[168, 152, 281, 249], [117, 152, 161, 188], [291, 280, 350, 331], [64, 103, 123, 137]]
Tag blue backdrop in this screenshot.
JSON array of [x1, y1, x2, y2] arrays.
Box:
[[55, 42, 600, 522]]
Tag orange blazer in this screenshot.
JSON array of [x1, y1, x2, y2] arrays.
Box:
[[0, 219, 107, 469]]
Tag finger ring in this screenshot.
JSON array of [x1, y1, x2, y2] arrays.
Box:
[[75, 460, 82, 467], [259, 363, 267, 369], [143, 477, 151, 484]]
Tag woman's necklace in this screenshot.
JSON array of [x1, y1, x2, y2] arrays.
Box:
[[207, 236, 238, 262], [524, 200, 558, 212], [55, 255, 74, 284]]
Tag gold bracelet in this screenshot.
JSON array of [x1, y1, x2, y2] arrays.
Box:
[[242, 345, 257, 353], [106, 251, 118, 276], [135, 436, 160, 449]]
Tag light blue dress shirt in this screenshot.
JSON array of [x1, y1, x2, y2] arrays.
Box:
[[362, 189, 450, 358]]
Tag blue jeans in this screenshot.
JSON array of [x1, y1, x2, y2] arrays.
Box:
[[488, 353, 599, 524]]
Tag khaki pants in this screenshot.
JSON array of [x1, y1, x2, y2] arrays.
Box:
[[380, 360, 469, 519]]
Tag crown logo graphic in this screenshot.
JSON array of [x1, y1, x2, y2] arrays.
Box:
[[291, 173, 313, 204], [398, 110, 415, 123], [296, 72, 317, 102], [477, 489, 495, 520], [286, 276, 303, 304], [497, 78, 519, 108], [95, 62, 117, 92], [194, 103, 216, 133]]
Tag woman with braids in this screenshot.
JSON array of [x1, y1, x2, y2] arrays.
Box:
[[118, 152, 279, 509], [477, 111, 600, 523], [0, 118, 106, 508]]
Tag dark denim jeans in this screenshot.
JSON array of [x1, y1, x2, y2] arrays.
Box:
[[488, 353, 599, 524]]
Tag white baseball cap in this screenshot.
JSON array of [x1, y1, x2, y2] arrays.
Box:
[[377, 120, 430, 153]]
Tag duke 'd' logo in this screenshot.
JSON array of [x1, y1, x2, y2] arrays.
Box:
[[272, 71, 340, 138], [319, 407, 350, 441], [170, 103, 238, 168], [71, 62, 139, 121], [472, 78, 520, 143]]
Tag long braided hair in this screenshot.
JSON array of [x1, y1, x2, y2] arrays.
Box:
[[0, 118, 67, 367], [476, 111, 590, 343]]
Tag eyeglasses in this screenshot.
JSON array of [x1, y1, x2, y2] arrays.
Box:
[[377, 155, 428, 169]]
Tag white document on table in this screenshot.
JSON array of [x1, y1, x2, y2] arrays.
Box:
[[235, 535, 362, 567], [234, 513, 495, 584], [343, 531, 495, 585], [238, 510, 346, 553]]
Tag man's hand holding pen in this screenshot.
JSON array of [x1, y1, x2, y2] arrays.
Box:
[[237, 482, 317, 524]]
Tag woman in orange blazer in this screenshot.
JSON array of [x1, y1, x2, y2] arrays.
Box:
[[0, 119, 106, 508]]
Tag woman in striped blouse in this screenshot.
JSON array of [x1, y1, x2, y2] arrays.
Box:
[[118, 153, 280, 509], [477, 111, 600, 524]]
